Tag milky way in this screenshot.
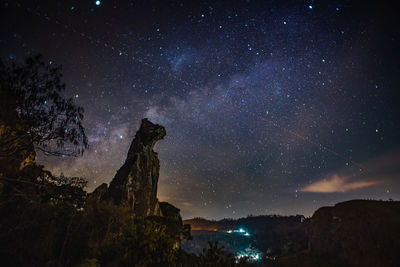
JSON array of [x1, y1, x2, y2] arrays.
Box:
[[1, 0, 399, 219]]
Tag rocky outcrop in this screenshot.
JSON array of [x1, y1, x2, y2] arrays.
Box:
[[106, 118, 166, 217], [308, 200, 400, 267], [88, 183, 108, 203], [157, 202, 184, 250], [160, 201, 182, 221], [90, 118, 184, 249]]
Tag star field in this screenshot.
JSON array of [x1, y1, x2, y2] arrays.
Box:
[[1, 0, 399, 219]]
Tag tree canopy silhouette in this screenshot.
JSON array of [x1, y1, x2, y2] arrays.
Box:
[[0, 54, 88, 157]]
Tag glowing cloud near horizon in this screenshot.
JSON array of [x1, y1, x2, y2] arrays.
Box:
[[301, 174, 381, 193]]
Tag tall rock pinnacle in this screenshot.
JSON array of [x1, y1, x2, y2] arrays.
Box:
[[107, 118, 166, 217]]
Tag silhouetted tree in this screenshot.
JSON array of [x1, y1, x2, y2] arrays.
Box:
[[200, 241, 235, 267], [0, 54, 88, 157]]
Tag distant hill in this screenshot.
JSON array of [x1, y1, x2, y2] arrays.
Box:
[[183, 214, 308, 258], [183, 200, 400, 266], [184, 214, 306, 231]]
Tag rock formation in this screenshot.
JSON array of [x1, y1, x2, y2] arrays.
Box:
[[307, 200, 400, 267], [106, 118, 166, 217], [159, 201, 182, 221], [89, 118, 185, 249]]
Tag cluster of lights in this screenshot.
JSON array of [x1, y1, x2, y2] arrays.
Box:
[[226, 228, 251, 236], [235, 247, 261, 262], [223, 228, 261, 262]]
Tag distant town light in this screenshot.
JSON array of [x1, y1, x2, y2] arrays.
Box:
[[236, 247, 262, 262]]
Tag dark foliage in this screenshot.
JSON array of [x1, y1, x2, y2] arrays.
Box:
[[0, 165, 87, 266], [199, 241, 236, 267], [0, 54, 88, 157], [0, 165, 241, 266]]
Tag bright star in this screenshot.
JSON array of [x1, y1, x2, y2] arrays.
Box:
[[95, 1, 101, 6], [309, 5, 313, 9]]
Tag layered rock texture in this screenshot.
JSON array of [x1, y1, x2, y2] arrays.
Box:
[[102, 118, 171, 217], [308, 200, 400, 267], [86, 118, 183, 226]]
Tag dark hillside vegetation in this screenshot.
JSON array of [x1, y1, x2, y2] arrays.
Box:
[[0, 165, 180, 266]]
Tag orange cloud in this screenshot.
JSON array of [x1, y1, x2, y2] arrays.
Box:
[[301, 174, 381, 193]]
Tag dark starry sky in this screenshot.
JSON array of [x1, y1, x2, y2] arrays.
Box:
[[1, 0, 400, 219]]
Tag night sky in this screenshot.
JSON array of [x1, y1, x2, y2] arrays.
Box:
[[1, 0, 400, 219]]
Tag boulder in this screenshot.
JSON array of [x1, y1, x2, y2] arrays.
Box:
[[160, 201, 182, 221]]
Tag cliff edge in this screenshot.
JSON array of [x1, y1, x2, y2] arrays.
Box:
[[308, 199, 400, 267]]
